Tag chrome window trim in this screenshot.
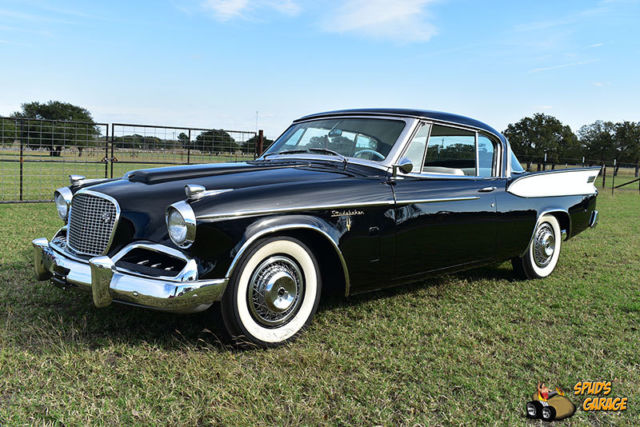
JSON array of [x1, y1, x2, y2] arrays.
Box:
[[258, 115, 420, 170], [397, 120, 505, 180], [67, 189, 121, 257]]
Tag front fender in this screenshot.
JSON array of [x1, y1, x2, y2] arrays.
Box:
[[224, 214, 350, 295]]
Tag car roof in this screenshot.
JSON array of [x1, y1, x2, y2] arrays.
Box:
[[294, 108, 505, 141]]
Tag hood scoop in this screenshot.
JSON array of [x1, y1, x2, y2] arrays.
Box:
[[127, 162, 305, 184]]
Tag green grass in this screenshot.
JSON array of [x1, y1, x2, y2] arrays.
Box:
[[0, 191, 639, 424], [0, 148, 255, 201]]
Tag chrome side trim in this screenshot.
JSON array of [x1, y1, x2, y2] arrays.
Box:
[[67, 189, 121, 256], [197, 200, 395, 221], [396, 196, 480, 204], [225, 224, 351, 297], [198, 197, 480, 221]]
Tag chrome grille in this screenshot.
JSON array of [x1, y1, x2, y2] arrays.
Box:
[[67, 192, 118, 256]]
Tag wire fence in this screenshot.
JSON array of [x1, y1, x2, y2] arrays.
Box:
[[1, 116, 638, 202], [0, 117, 261, 203]]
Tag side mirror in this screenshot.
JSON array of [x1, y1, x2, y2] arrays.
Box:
[[392, 157, 413, 176]]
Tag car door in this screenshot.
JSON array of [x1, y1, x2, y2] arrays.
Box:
[[391, 123, 500, 282]]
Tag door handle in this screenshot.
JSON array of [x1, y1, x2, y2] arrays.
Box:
[[479, 186, 497, 192]]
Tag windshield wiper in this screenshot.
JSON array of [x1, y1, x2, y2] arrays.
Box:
[[262, 147, 349, 169], [262, 149, 309, 159], [308, 148, 349, 170]]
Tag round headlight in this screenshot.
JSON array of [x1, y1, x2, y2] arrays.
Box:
[[54, 187, 73, 222], [166, 202, 196, 248]]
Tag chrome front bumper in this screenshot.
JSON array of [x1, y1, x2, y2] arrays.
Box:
[[32, 238, 227, 313]]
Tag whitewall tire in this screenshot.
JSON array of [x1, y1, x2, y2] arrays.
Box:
[[512, 214, 562, 279], [221, 236, 321, 347]]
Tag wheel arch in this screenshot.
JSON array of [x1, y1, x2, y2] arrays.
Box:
[[521, 208, 570, 257], [224, 215, 351, 297]]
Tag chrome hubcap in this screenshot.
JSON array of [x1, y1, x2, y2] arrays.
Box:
[[248, 256, 304, 327], [533, 223, 555, 268]]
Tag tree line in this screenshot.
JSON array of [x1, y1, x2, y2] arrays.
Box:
[[2, 101, 636, 174], [0, 101, 272, 156], [503, 113, 640, 176]]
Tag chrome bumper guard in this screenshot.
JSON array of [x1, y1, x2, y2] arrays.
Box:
[[589, 210, 599, 228], [32, 238, 227, 313]]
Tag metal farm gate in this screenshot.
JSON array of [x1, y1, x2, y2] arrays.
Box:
[[0, 116, 260, 203]]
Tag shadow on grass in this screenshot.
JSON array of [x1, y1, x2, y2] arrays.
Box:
[[4, 262, 517, 353]]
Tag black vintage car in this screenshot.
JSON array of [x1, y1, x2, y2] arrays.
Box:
[[33, 109, 600, 346]]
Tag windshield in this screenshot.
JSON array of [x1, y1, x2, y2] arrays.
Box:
[[264, 118, 406, 162]]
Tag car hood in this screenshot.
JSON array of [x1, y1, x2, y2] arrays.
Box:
[[81, 160, 374, 246]]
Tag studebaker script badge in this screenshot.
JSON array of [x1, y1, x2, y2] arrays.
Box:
[[330, 209, 364, 218]]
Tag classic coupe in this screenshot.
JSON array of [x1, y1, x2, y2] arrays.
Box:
[[32, 109, 600, 346]]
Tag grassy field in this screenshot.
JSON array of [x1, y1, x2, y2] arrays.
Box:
[[0, 149, 256, 201], [0, 187, 639, 424]]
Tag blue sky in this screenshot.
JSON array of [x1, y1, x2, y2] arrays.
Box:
[[1, 0, 639, 138]]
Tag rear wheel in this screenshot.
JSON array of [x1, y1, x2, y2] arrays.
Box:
[[220, 236, 321, 347], [512, 214, 561, 279], [541, 405, 556, 421]]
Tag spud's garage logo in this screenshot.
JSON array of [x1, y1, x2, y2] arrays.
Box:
[[526, 383, 576, 421], [574, 381, 628, 412]]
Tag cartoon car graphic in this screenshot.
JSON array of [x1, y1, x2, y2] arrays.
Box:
[[526, 383, 576, 421]]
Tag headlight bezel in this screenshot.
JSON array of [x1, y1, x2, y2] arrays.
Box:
[[54, 187, 73, 223], [166, 201, 196, 249]]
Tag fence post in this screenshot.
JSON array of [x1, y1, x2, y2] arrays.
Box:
[[110, 123, 115, 178], [611, 159, 616, 195], [19, 119, 24, 201], [187, 129, 191, 165], [257, 129, 264, 157], [601, 163, 606, 189], [104, 125, 109, 178]]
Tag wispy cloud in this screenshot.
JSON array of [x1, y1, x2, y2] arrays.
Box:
[[528, 59, 599, 74], [201, 0, 300, 21], [589, 42, 604, 48], [320, 0, 438, 43]]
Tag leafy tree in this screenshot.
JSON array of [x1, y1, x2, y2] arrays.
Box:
[[112, 134, 166, 150], [194, 129, 236, 153], [0, 118, 18, 147], [503, 113, 577, 170], [614, 121, 640, 176], [177, 132, 190, 149], [244, 134, 274, 155], [10, 101, 100, 156], [578, 121, 617, 165]]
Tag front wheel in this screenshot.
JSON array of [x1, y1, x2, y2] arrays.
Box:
[[220, 236, 321, 347], [512, 214, 562, 279]]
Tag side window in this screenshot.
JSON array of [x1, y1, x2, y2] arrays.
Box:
[[424, 125, 476, 176], [403, 123, 430, 172], [477, 134, 497, 177]]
